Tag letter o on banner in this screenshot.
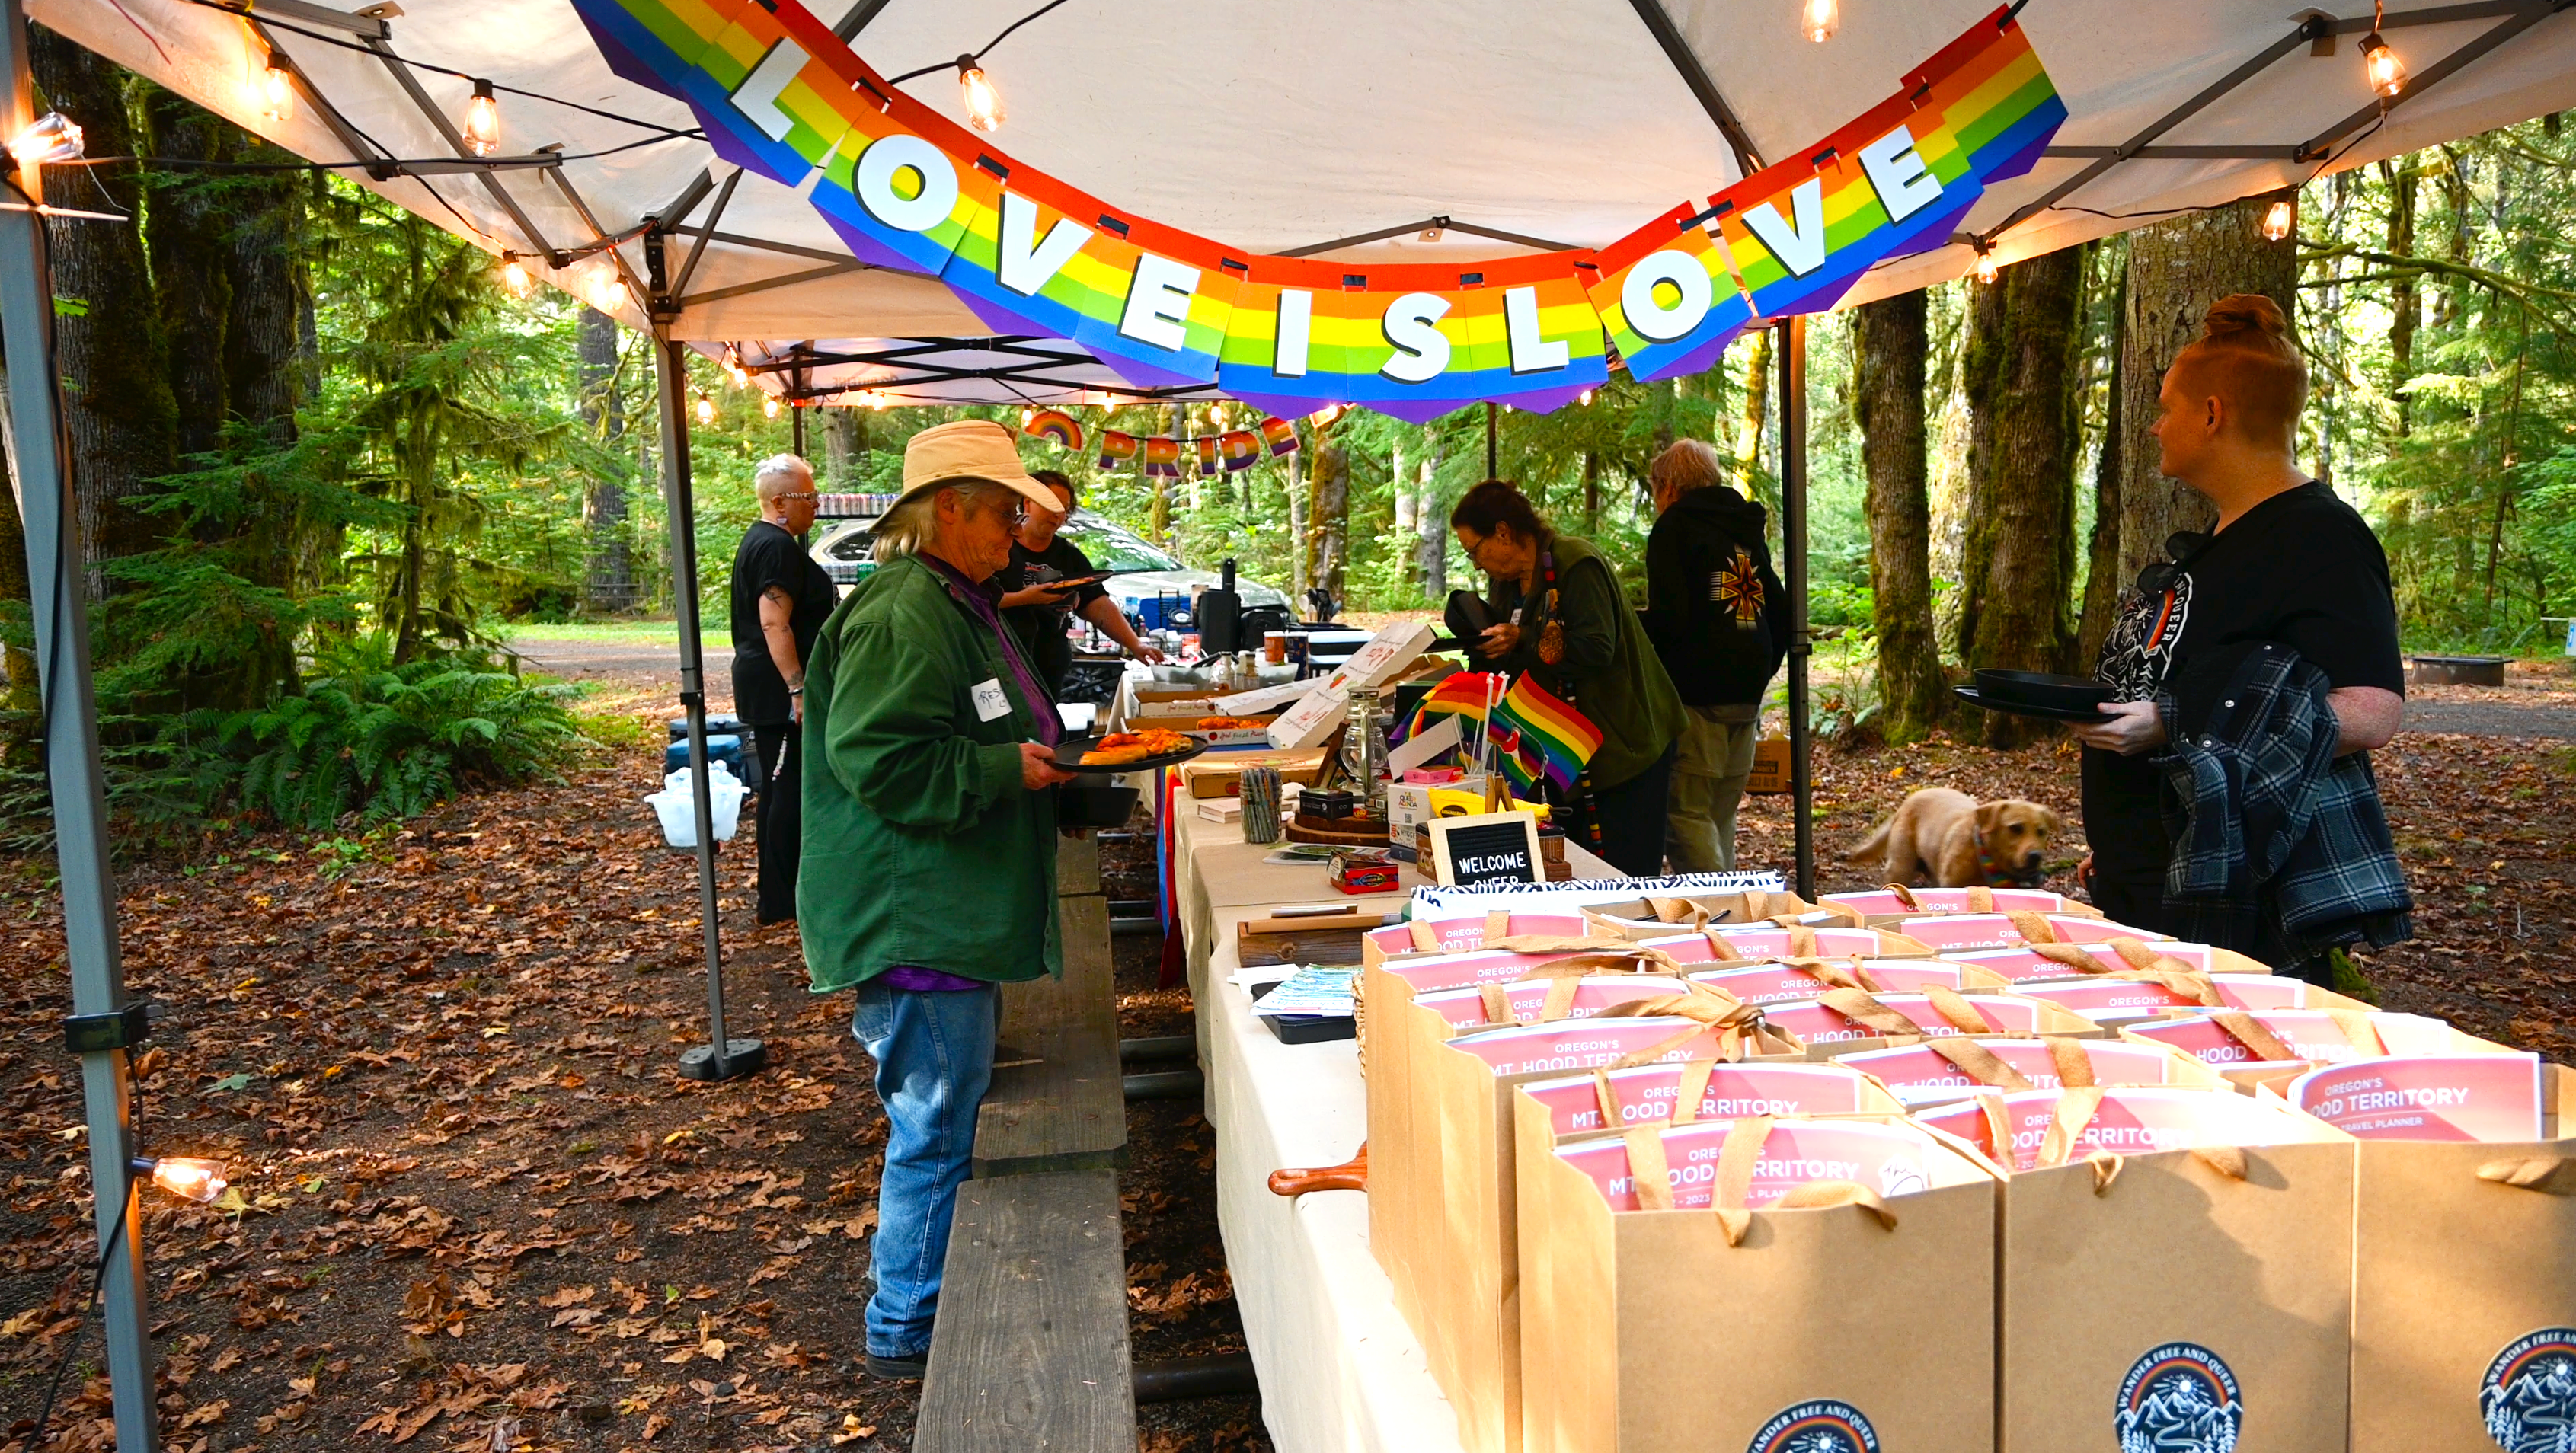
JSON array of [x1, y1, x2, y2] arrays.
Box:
[[1620, 251, 1713, 344], [853, 134, 959, 233]]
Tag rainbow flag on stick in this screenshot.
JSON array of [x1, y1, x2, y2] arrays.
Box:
[[1487, 673, 1603, 795]]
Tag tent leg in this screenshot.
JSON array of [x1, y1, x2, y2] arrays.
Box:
[[0, 5, 160, 1447], [791, 399, 807, 459], [1778, 316, 1814, 899], [653, 328, 764, 1083], [1484, 401, 1497, 478]]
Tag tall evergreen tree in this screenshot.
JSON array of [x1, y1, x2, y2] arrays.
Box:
[[1852, 290, 1945, 741]]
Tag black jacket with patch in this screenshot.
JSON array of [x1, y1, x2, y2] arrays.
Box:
[[1642, 486, 1790, 708]]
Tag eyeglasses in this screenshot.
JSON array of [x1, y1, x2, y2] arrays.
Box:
[[2133, 530, 2210, 597], [776, 491, 820, 504], [1458, 532, 1501, 567]]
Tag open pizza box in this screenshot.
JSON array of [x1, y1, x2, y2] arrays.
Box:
[[1511, 1107, 2004, 1453], [1913, 1086, 2357, 1453]]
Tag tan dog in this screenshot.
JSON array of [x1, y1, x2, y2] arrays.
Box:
[[1847, 787, 2064, 888]]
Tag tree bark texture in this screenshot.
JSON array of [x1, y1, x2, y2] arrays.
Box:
[[1306, 425, 1349, 607], [1734, 328, 1771, 487], [2379, 159, 2419, 437], [576, 306, 636, 614], [1959, 247, 2085, 748], [2115, 196, 2297, 586], [1414, 433, 1446, 599], [820, 407, 862, 487], [1852, 291, 1945, 742], [33, 26, 176, 596], [2077, 292, 2127, 668]]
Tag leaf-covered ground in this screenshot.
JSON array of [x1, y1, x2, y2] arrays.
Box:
[[2, 670, 2569, 1453]]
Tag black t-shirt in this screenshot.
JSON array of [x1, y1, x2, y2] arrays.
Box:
[[1001, 534, 1107, 690], [2082, 481, 2403, 883], [729, 519, 837, 726]]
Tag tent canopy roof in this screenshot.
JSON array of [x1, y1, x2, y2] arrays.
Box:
[[30, 0, 2576, 404]]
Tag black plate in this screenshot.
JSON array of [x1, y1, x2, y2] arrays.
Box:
[[1973, 667, 2114, 714], [1052, 735, 1212, 774], [1953, 685, 2112, 723]]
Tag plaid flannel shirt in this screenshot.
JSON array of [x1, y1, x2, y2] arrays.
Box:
[[2154, 640, 2413, 965]]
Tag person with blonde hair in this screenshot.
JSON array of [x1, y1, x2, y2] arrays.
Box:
[[1642, 439, 1787, 871], [2074, 294, 2410, 976], [728, 453, 833, 924]]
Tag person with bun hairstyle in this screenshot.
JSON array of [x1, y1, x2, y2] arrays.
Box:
[[1451, 479, 1687, 875], [2073, 294, 2411, 976]]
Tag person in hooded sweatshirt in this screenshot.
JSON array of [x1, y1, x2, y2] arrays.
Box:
[[1641, 440, 1790, 872]]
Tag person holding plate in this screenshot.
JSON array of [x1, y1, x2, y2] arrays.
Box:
[[996, 468, 1163, 693], [797, 420, 1075, 1380]]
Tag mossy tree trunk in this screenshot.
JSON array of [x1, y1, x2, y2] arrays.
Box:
[[1853, 290, 1945, 742]]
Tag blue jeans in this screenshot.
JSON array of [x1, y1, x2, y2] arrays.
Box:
[[850, 977, 997, 1359]]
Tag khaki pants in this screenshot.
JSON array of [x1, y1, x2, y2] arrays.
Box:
[[1666, 707, 1759, 872]]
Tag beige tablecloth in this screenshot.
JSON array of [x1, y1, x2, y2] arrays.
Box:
[[1173, 807, 1613, 1452]]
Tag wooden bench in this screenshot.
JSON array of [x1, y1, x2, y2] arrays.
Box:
[[916, 834, 1139, 1452]]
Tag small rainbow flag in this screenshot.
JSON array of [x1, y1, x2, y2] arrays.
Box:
[[1023, 407, 1085, 451], [1488, 673, 1603, 795]]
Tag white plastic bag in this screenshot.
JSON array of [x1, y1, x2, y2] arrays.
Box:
[[647, 762, 745, 847]]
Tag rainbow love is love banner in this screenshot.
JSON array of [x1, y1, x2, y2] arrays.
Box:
[[571, 0, 2063, 410]]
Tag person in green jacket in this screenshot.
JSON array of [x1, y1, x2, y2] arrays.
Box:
[[1451, 478, 1686, 875], [797, 419, 1074, 1381]]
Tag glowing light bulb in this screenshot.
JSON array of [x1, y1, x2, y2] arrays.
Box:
[[1800, 0, 1839, 43], [6, 111, 84, 168], [2261, 197, 2295, 242], [695, 394, 715, 426], [2361, 32, 2405, 99], [871, 390, 893, 410], [500, 252, 531, 296], [1974, 248, 1999, 284], [1021, 407, 1034, 428], [1577, 389, 1595, 407], [763, 395, 780, 420], [586, 267, 623, 314], [262, 51, 296, 123], [725, 350, 749, 389], [462, 79, 500, 157], [141, 1157, 229, 1204], [957, 58, 1004, 133]]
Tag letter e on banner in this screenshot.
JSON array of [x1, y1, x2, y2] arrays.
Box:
[[853, 133, 958, 233], [1121, 253, 1202, 353], [1380, 292, 1452, 383], [1858, 125, 1942, 222]]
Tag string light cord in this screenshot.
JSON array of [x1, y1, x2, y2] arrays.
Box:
[[884, 0, 1075, 85], [173, 0, 702, 139], [54, 132, 697, 174], [21, 1190, 135, 1453]]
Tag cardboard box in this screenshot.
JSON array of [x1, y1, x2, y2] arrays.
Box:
[[1266, 684, 1349, 749], [1175, 747, 1330, 799], [1318, 618, 1439, 690], [1749, 990, 2110, 1059], [1743, 732, 1791, 794], [1893, 912, 2171, 953], [1910, 1087, 2357, 1453], [1683, 956, 2014, 1004], [1360, 956, 1794, 1453], [1634, 922, 1932, 959], [1577, 889, 1863, 937], [1833, 1034, 2229, 1107], [2012, 972, 2370, 1024], [1361, 911, 1593, 969], [2330, 1062, 2576, 1452], [1518, 1059, 1905, 1137], [1513, 1110, 2003, 1452], [2124, 1008, 2496, 1078], [1820, 886, 2103, 926]]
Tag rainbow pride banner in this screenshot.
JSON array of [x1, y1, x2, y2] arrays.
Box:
[[573, 0, 2063, 409]]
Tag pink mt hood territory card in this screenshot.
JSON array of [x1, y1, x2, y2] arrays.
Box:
[[1895, 914, 2168, 951], [2290, 1054, 2544, 1142], [1949, 941, 2236, 983], [1519, 1062, 1879, 1135], [1364, 912, 1587, 959], [1822, 888, 2079, 917], [1759, 993, 2056, 1045], [1913, 1086, 2315, 1173], [1555, 1118, 1945, 1211], [1410, 976, 1692, 1028], [1835, 1039, 2191, 1107], [2012, 974, 2309, 1020], [1686, 960, 1978, 1005], [1440, 1017, 1731, 1077]]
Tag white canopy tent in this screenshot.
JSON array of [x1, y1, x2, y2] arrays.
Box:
[[9, 2, 2576, 1447]]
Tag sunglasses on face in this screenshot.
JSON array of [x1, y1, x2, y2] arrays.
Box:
[[2133, 529, 2210, 596]]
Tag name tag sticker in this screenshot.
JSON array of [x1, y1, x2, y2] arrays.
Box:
[[970, 679, 1010, 722]]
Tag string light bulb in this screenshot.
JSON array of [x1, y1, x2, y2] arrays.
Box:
[[5, 111, 84, 168], [135, 1156, 229, 1204], [2261, 196, 2296, 242], [763, 394, 780, 420], [585, 267, 623, 314], [695, 393, 715, 426], [262, 50, 296, 123], [499, 251, 532, 296], [1974, 244, 1999, 284], [724, 348, 749, 389], [1577, 389, 1596, 407], [957, 56, 1004, 133], [1800, 0, 1839, 43], [2360, 30, 2405, 98], [462, 79, 500, 156], [870, 390, 893, 410]]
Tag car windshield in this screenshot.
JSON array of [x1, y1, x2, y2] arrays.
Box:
[[1061, 516, 1180, 573], [823, 526, 874, 562]]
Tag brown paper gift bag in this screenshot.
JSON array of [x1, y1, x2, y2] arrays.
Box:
[[1938, 1085, 2358, 1453], [1513, 1106, 2004, 1452], [1366, 972, 1792, 1453], [2346, 1062, 2576, 1451]]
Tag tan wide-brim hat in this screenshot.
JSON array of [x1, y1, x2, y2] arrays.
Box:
[[894, 419, 1058, 513]]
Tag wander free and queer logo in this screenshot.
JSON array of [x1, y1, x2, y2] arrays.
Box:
[[2482, 1327, 2576, 1451], [1746, 1400, 1879, 1453], [2115, 1342, 2242, 1453]]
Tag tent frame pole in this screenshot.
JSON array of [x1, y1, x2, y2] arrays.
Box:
[[650, 317, 763, 1082], [1778, 315, 1814, 899], [0, 0, 160, 1443]]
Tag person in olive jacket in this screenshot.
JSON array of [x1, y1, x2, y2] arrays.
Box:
[[797, 420, 1073, 1381], [1451, 479, 1687, 875]]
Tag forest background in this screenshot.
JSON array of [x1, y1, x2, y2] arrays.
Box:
[[10, 25, 2576, 832]]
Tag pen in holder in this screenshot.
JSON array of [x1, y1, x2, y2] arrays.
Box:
[[1239, 766, 1283, 844]]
